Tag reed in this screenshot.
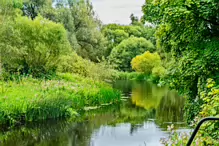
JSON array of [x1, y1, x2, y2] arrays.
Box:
[[0, 73, 121, 126]]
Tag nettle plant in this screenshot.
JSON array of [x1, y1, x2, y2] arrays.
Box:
[[161, 79, 219, 146]]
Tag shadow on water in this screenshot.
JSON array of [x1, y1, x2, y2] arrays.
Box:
[[0, 80, 188, 146]]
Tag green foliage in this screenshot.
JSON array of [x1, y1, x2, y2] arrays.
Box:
[[109, 37, 155, 71], [0, 73, 121, 126], [0, 16, 70, 78], [152, 66, 167, 79], [114, 72, 149, 81], [57, 52, 116, 81], [142, 0, 219, 122], [142, 0, 219, 53], [166, 40, 219, 122], [71, 0, 107, 61], [0, 0, 23, 12], [40, 0, 107, 62], [102, 23, 156, 56], [131, 51, 162, 74], [40, 6, 79, 50], [130, 13, 139, 25], [161, 79, 219, 145], [198, 79, 219, 141], [131, 51, 166, 82], [22, 0, 52, 19], [102, 29, 129, 56]]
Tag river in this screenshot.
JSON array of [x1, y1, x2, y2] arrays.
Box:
[[0, 80, 188, 146]]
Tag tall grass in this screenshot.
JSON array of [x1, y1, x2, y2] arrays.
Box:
[[0, 73, 121, 126], [114, 71, 159, 81]]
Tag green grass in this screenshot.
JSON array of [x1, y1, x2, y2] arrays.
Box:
[[114, 71, 160, 83], [0, 73, 121, 126]]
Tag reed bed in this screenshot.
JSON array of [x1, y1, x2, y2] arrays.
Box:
[[0, 73, 121, 126]]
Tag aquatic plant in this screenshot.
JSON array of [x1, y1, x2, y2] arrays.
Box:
[[0, 73, 121, 126]]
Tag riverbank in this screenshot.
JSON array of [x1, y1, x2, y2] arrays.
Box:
[[0, 73, 121, 126], [0, 80, 188, 146], [115, 71, 165, 85]]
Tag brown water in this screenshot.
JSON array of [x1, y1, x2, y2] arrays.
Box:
[[0, 80, 189, 146]]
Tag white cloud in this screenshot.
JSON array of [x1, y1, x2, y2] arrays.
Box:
[[91, 0, 145, 24]]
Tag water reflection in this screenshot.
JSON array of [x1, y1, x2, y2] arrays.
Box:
[[0, 80, 187, 146], [113, 80, 186, 129]]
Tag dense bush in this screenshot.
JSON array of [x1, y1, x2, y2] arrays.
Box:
[[161, 79, 219, 145], [165, 41, 219, 122], [152, 66, 166, 78], [40, 0, 107, 62], [131, 51, 166, 80], [142, 0, 219, 123], [0, 15, 70, 77], [109, 37, 155, 71], [102, 29, 129, 56], [57, 52, 116, 81], [102, 24, 156, 56], [198, 79, 219, 141], [131, 51, 161, 74]]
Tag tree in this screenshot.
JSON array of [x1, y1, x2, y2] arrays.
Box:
[[0, 16, 70, 77], [102, 24, 156, 57], [130, 13, 139, 25], [40, 6, 79, 51], [109, 37, 155, 71], [22, 0, 52, 20], [70, 0, 107, 61], [142, 0, 219, 121], [0, 0, 24, 75], [131, 51, 161, 74], [41, 0, 107, 62], [101, 29, 129, 56], [142, 0, 219, 55]]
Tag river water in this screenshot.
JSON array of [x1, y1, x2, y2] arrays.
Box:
[[0, 80, 188, 146]]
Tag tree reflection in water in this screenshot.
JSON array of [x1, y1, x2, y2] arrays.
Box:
[[0, 80, 186, 146]]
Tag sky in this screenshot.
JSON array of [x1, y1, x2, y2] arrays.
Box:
[[91, 0, 145, 25]]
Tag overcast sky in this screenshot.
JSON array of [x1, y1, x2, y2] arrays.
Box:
[[91, 0, 145, 25]]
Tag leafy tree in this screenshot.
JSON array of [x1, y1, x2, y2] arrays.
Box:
[[41, 0, 107, 62], [22, 0, 52, 19], [0, 0, 24, 75], [142, 0, 219, 121], [40, 6, 79, 51], [130, 13, 139, 25], [131, 51, 162, 74], [58, 52, 116, 80], [70, 0, 107, 61], [102, 29, 129, 56], [103, 23, 155, 40], [0, 16, 70, 77], [102, 24, 156, 57], [109, 37, 155, 71]]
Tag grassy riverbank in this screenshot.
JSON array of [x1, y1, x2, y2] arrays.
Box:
[[0, 73, 121, 126], [115, 71, 164, 84]]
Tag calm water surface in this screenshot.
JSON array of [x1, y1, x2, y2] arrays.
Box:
[[0, 80, 189, 146]]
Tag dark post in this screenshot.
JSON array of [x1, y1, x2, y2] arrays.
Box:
[[187, 117, 219, 146]]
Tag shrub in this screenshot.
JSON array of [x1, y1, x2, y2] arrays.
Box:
[[152, 66, 167, 78], [0, 15, 71, 78], [58, 52, 116, 81], [198, 79, 219, 141], [131, 51, 162, 74], [161, 79, 219, 145], [109, 37, 155, 71]]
